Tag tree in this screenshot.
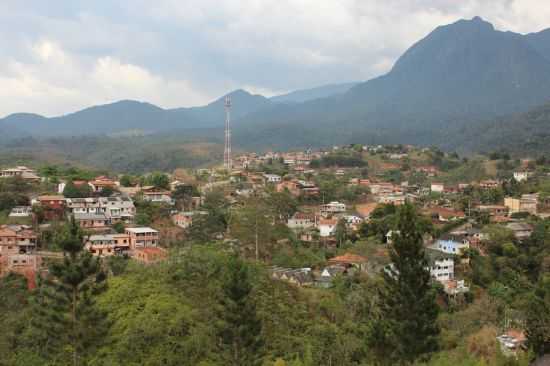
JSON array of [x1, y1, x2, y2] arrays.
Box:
[[525, 278, 550, 356], [63, 181, 92, 198], [230, 198, 274, 261], [172, 184, 199, 210], [149, 172, 170, 190], [218, 256, 264, 365], [370, 203, 439, 365], [33, 218, 107, 366], [335, 218, 348, 248], [119, 175, 134, 187], [266, 190, 297, 223], [189, 189, 229, 243]]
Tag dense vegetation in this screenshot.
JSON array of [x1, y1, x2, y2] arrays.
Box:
[[2, 198, 548, 365]]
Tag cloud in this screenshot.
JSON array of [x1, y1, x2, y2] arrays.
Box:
[[0, 0, 549, 117], [0, 40, 207, 117]]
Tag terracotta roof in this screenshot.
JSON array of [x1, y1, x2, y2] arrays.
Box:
[[355, 203, 378, 218], [328, 253, 368, 264], [505, 329, 526, 343], [38, 195, 65, 201]]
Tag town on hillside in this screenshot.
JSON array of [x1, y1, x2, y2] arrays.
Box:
[[1, 144, 550, 363]]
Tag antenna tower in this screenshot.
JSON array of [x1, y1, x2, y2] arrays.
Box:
[[224, 95, 232, 170]]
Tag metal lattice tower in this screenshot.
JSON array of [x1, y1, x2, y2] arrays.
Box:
[[223, 95, 232, 170]]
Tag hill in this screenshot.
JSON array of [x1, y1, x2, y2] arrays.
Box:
[[270, 82, 359, 104], [2, 17, 550, 154], [0, 90, 270, 137], [449, 100, 550, 156], [233, 17, 550, 150]]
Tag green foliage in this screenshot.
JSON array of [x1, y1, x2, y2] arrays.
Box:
[[525, 277, 550, 355], [32, 218, 108, 366], [63, 180, 93, 198], [218, 256, 264, 365], [189, 189, 229, 243], [370, 204, 440, 364], [143, 172, 170, 190]]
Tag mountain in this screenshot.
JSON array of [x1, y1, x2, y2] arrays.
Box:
[[525, 28, 550, 61], [270, 82, 359, 104], [3, 17, 550, 153], [0, 90, 270, 137], [448, 100, 550, 155], [233, 17, 550, 149]]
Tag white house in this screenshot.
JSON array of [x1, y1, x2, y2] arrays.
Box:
[[9, 206, 32, 217], [430, 183, 445, 193], [287, 212, 315, 230], [513, 171, 532, 182], [434, 234, 469, 255], [318, 218, 338, 237], [321, 201, 346, 215], [426, 249, 455, 282], [263, 174, 282, 183]]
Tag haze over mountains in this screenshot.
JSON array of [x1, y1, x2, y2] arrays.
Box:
[[2, 16, 550, 154]]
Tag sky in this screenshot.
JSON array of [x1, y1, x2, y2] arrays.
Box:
[[1, 0, 550, 117]]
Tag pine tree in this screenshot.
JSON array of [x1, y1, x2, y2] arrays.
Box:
[[33, 217, 107, 366], [218, 256, 264, 365], [371, 203, 439, 365]]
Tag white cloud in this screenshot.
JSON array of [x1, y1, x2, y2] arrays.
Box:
[[0, 40, 208, 117], [1, 0, 549, 117]]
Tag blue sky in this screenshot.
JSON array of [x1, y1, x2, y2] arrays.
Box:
[[1, 0, 549, 117]]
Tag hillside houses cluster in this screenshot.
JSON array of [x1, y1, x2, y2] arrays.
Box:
[[0, 171, 190, 286]]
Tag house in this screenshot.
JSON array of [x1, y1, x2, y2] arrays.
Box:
[[513, 171, 532, 182], [125, 227, 159, 249], [505, 222, 533, 240], [66, 197, 100, 215], [133, 247, 167, 264], [9, 206, 32, 218], [426, 248, 455, 282], [88, 176, 117, 193], [1, 254, 42, 289], [314, 265, 347, 288], [344, 215, 363, 230], [287, 212, 315, 230], [74, 213, 110, 230], [328, 253, 369, 272], [417, 166, 438, 177], [318, 218, 338, 237], [263, 174, 282, 183], [497, 329, 526, 356], [434, 234, 469, 255], [0, 166, 40, 182], [0, 225, 37, 257], [430, 183, 445, 194], [504, 194, 538, 215], [377, 193, 406, 205], [442, 279, 469, 296], [85, 234, 130, 257], [142, 189, 174, 205], [369, 182, 395, 195], [171, 211, 204, 229], [271, 267, 313, 287], [298, 181, 320, 197], [321, 201, 346, 215], [425, 206, 466, 222], [479, 180, 500, 189], [99, 196, 135, 223], [35, 195, 66, 220], [477, 205, 509, 217]]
